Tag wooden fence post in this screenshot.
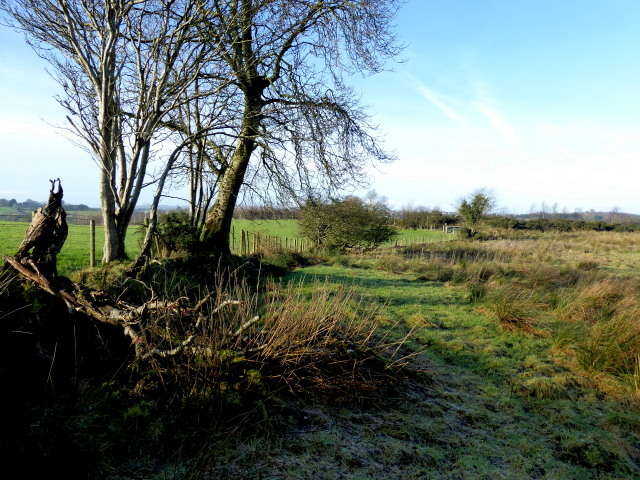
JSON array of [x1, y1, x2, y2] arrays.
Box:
[[231, 225, 236, 252], [89, 220, 96, 268]]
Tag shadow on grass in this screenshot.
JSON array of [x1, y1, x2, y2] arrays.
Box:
[[286, 268, 463, 308]]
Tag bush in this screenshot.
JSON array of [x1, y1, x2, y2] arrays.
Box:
[[456, 188, 496, 234], [485, 216, 527, 230], [299, 196, 397, 251], [150, 209, 200, 257]]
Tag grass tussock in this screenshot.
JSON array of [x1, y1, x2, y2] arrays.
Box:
[[476, 288, 546, 335], [575, 308, 640, 376], [518, 375, 571, 399], [254, 280, 405, 401], [361, 233, 640, 395], [557, 276, 626, 324]]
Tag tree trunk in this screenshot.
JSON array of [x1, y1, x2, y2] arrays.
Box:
[[202, 135, 254, 263], [135, 147, 183, 269], [100, 168, 121, 263], [202, 85, 262, 262]]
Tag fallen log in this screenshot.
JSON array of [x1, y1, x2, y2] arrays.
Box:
[[4, 252, 258, 359], [3, 182, 258, 361], [3, 253, 148, 353]]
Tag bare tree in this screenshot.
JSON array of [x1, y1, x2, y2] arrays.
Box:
[[192, 0, 404, 261], [3, 0, 404, 264], [610, 206, 620, 224], [1, 0, 210, 262], [135, 76, 234, 267], [165, 77, 232, 231]]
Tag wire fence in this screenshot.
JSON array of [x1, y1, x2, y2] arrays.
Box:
[[0, 213, 147, 226], [230, 228, 310, 255], [2, 215, 458, 269]]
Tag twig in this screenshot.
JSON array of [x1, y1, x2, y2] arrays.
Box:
[[212, 299, 242, 315], [140, 298, 250, 360], [232, 315, 261, 338], [193, 292, 214, 312]]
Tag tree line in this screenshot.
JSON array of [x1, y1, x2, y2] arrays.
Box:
[[485, 216, 640, 233], [0, 197, 94, 212]]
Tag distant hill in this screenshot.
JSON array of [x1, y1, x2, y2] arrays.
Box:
[[0, 198, 99, 212]]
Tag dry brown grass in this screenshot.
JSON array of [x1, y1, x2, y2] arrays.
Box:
[[556, 276, 627, 324], [575, 306, 640, 376], [134, 275, 407, 405], [476, 288, 547, 335], [371, 231, 640, 393]]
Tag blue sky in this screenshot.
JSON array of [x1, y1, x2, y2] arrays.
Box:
[[1, 0, 639, 214]]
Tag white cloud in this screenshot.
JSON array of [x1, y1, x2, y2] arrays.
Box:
[[365, 98, 640, 213], [607, 132, 640, 148], [473, 101, 521, 152], [411, 79, 468, 125]]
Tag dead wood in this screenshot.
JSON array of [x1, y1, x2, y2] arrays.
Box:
[[4, 249, 260, 360], [3, 181, 259, 361], [14, 179, 67, 277]]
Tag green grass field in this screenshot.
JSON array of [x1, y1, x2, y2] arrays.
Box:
[[254, 233, 640, 479], [1, 220, 302, 275], [1, 219, 454, 275], [275, 268, 600, 478], [0, 221, 143, 276], [232, 218, 303, 238], [230, 218, 452, 241], [2, 214, 639, 477]]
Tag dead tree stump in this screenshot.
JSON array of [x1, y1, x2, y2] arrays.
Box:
[[4, 184, 254, 361], [14, 179, 68, 277]]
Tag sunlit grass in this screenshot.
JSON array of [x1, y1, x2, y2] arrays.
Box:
[[4, 220, 640, 477], [278, 236, 640, 477], [0, 221, 142, 276]]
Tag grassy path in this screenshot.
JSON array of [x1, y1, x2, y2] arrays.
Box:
[[207, 263, 639, 479]]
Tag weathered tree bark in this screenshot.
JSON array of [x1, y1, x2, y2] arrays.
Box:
[[202, 132, 255, 264], [14, 179, 68, 277], [5, 180, 146, 353]]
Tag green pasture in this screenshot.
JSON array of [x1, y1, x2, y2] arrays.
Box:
[[0, 221, 143, 276], [1, 219, 455, 276], [232, 219, 454, 243]]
